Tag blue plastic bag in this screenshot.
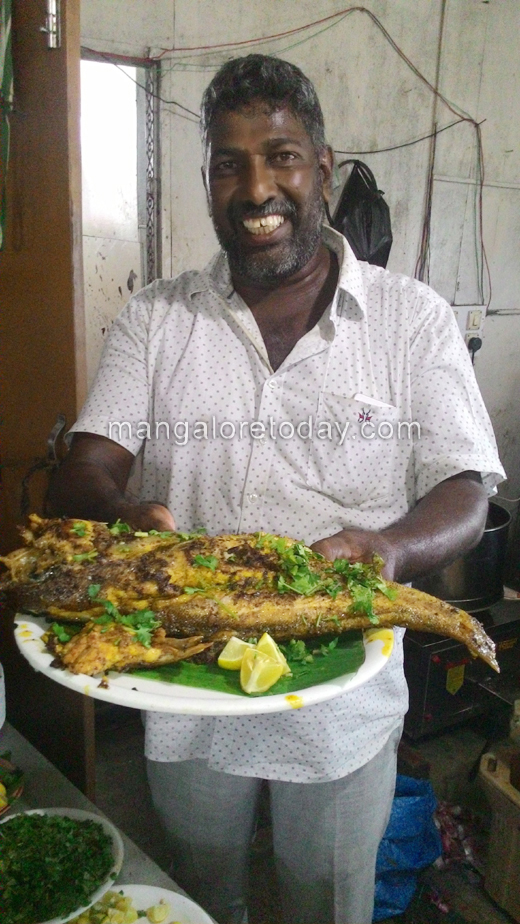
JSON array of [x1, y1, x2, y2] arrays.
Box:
[[373, 775, 442, 921]]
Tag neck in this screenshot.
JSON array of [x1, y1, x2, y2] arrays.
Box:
[[231, 243, 332, 309], [228, 245, 339, 371]]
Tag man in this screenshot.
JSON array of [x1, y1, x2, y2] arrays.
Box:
[[48, 55, 504, 924]]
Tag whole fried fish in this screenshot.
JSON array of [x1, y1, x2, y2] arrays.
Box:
[[0, 515, 498, 673]]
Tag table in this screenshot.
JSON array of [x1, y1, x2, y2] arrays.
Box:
[[0, 721, 186, 891]]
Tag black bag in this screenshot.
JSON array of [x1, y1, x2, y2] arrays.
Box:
[[330, 160, 393, 268]]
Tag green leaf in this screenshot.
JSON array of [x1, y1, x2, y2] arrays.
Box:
[[0, 814, 114, 922], [50, 622, 72, 643], [72, 550, 98, 562], [193, 554, 219, 571], [70, 522, 86, 537], [349, 583, 380, 625], [108, 519, 132, 536], [176, 527, 207, 541], [282, 639, 312, 663], [87, 583, 101, 600], [134, 627, 153, 647]]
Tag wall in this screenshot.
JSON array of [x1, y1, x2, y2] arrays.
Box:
[[80, 60, 143, 387], [80, 0, 520, 547]]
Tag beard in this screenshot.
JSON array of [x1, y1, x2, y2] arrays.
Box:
[[214, 173, 326, 285]]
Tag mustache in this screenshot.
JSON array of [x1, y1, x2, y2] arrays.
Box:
[[227, 200, 298, 225]]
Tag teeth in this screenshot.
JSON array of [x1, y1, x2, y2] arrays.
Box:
[[242, 215, 285, 235]]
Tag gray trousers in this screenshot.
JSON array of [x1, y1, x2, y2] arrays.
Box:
[[146, 724, 401, 924]]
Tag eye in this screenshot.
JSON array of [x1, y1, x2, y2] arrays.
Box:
[[270, 151, 298, 165], [210, 159, 238, 177]]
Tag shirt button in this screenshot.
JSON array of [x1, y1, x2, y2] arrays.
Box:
[[267, 380, 277, 389], [248, 493, 259, 504]]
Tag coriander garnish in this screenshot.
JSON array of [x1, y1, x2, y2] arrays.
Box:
[[0, 813, 114, 924]]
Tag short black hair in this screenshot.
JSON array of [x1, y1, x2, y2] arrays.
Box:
[[200, 54, 326, 152]]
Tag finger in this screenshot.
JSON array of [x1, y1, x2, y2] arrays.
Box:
[[311, 538, 354, 561], [124, 504, 176, 532], [144, 504, 176, 531]]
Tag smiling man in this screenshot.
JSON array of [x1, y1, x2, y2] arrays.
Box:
[[48, 55, 504, 923]]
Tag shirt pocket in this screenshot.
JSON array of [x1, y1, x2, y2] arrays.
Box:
[[305, 394, 402, 508]]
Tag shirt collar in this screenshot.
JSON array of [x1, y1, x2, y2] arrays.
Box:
[[188, 226, 367, 319]]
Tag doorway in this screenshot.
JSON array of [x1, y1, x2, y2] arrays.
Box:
[[80, 57, 160, 387]]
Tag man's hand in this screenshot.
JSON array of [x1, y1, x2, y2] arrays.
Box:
[[46, 433, 176, 529], [116, 502, 176, 532], [311, 530, 400, 580], [311, 471, 488, 585]]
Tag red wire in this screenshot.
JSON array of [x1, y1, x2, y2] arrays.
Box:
[[153, 6, 363, 58], [82, 47, 155, 66], [83, 6, 491, 304]]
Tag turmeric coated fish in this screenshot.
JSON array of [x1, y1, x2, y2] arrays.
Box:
[[0, 514, 498, 673]]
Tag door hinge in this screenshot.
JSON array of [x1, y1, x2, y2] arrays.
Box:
[[40, 0, 61, 49]]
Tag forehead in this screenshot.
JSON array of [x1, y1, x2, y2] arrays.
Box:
[[206, 104, 314, 153]]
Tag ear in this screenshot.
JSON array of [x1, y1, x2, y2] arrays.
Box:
[[318, 145, 334, 203], [201, 165, 212, 217]]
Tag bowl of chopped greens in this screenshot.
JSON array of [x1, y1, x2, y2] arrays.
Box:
[[0, 807, 124, 924], [0, 754, 24, 817]]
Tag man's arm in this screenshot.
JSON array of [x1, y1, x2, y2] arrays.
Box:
[[46, 432, 175, 531], [311, 471, 488, 583]]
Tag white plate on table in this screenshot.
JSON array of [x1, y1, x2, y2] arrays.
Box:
[[14, 615, 393, 716], [110, 884, 214, 924], [0, 807, 124, 924]]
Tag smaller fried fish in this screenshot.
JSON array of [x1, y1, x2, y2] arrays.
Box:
[[45, 623, 211, 675]]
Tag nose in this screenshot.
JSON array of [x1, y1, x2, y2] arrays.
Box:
[[240, 155, 277, 206]]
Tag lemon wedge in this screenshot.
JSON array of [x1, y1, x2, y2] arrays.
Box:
[[256, 632, 291, 675], [217, 636, 256, 670], [240, 648, 284, 694]]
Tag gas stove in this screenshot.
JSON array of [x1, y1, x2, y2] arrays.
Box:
[[403, 599, 520, 740]]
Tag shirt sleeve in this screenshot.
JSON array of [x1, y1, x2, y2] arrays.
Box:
[[67, 286, 155, 455], [408, 286, 506, 498]]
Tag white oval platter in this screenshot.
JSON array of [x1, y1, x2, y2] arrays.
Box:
[[14, 616, 393, 716]]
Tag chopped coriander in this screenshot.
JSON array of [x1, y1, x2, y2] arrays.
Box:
[[176, 527, 207, 540], [50, 622, 73, 643], [193, 554, 219, 571], [88, 599, 161, 647], [70, 522, 87, 537], [257, 534, 393, 621], [319, 638, 339, 656], [349, 583, 380, 624], [108, 519, 131, 536], [280, 639, 313, 663], [0, 813, 114, 924], [88, 583, 102, 600], [72, 550, 98, 562], [183, 586, 206, 595]]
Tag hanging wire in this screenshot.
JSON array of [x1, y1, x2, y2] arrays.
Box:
[[81, 48, 200, 119], [82, 5, 490, 301]]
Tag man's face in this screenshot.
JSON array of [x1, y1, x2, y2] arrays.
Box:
[[203, 104, 333, 285]]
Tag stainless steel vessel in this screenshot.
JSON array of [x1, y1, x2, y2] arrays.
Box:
[[413, 501, 511, 613]]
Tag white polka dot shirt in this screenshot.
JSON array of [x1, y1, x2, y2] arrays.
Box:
[[69, 228, 505, 782]]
